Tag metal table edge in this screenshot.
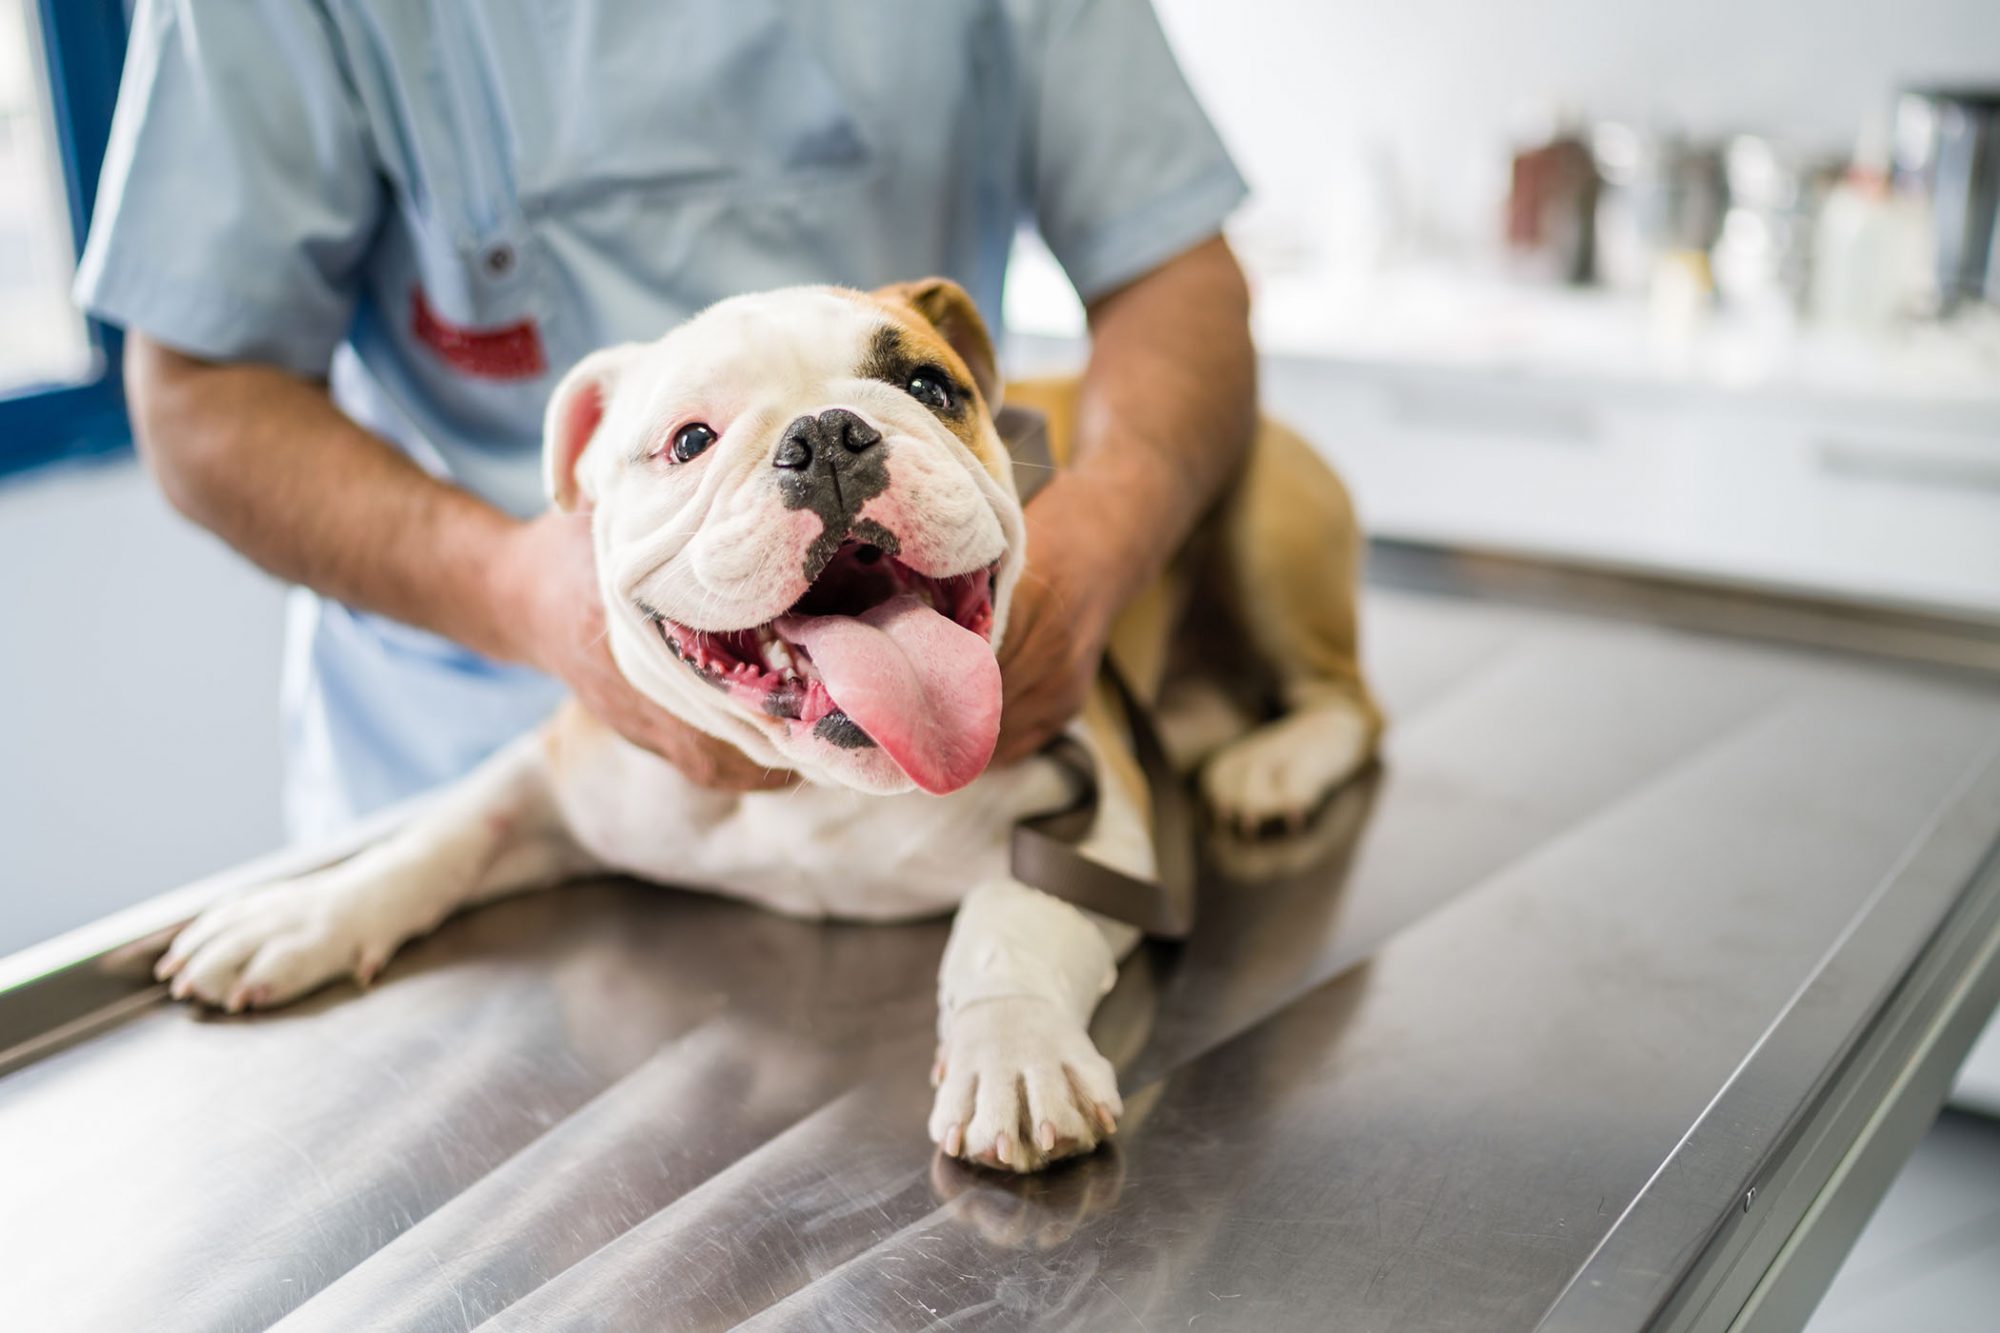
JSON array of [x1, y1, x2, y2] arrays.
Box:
[[1536, 743, 2000, 1333], [1725, 857, 2000, 1333], [0, 794, 435, 1077]]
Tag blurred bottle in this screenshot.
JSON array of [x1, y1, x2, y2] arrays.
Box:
[[1811, 113, 1935, 330]]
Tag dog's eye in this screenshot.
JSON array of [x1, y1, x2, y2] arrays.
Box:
[[669, 423, 717, 463], [905, 367, 955, 413]]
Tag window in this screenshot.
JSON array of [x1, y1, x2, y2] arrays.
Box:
[[0, 0, 127, 474]]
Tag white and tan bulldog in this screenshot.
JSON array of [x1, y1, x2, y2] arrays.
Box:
[[155, 280, 1379, 1173]]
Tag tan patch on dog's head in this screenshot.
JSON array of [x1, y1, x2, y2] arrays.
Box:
[[865, 279, 1008, 481]]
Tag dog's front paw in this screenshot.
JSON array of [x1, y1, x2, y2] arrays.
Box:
[[154, 873, 408, 1013], [928, 997, 1122, 1173]]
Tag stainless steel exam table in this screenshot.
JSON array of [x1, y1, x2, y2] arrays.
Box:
[[4, 545, 2000, 1333]]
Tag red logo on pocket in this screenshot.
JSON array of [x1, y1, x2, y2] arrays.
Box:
[[410, 287, 547, 380]]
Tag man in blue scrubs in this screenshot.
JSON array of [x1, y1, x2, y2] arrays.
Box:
[[78, 1, 1257, 840]]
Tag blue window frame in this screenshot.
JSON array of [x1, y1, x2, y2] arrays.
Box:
[[0, 0, 129, 475]]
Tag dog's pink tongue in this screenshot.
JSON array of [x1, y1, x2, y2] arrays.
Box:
[[777, 593, 1000, 794]]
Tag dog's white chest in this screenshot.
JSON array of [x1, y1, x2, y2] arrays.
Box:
[[553, 738, 1071, 920]]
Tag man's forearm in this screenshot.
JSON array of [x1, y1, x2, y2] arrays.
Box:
[[1053, 235, 1256, 615], [126, 336, 531, 665]]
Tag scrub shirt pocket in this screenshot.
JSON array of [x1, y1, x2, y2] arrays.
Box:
[[364, 0, 878, 392]]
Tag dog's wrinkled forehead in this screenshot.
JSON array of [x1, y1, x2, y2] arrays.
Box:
[[682, 290, 988, 449], [684, 289, 869, 387], [548, 284, 1011, 515], [635, 291, 879, 438]]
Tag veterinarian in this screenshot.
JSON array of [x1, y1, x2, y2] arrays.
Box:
[[77, 1, 1256, 840]]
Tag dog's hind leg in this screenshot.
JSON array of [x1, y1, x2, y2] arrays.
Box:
[[156, 723, 594, 1012], [1199, 419, 1381, 835]]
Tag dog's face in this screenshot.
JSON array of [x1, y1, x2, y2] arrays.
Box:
[[544, 281, 1024, 796]]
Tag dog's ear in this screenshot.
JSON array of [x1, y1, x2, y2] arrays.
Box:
[[875, 277, 1000, 410], [543, 345, 638, 512]]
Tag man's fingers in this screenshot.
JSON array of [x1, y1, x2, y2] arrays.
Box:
[[995, 693, 1069, 765], [641, 716, 796, 792], [707, 750, 799, 791], [696, 731, 790, 789], [993, 734, 1037, 767]]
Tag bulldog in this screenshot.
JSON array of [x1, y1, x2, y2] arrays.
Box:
[[155, 279, 1379, 1173]]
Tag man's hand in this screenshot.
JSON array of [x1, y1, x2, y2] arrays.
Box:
[[990, 234, 1256, 765], [992, 474, 1120, 765], [496, 510, 795, 791], [126, 339, 792, 795]]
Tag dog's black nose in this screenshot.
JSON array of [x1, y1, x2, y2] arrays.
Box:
[[773, 408, 893, 570], [819, 407, 880, 453], [773, 409, 879, 471], [774, 421, 813, 470], [824, 410, 880, 452]]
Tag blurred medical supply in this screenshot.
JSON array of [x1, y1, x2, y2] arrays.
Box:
[[1505, 125, 1598, 285], [1896, 87, 2000, 312], [1812, 115, 1933, 332], [1506, 89, 1999, 340]]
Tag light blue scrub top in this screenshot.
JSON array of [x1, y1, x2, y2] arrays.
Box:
[[76, 0, 1247, 841]]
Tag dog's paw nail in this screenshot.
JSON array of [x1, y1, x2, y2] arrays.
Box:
[[1037, 1119, 1057, 1153], [943, 1123, 964, 1157], [356, 953, 386, 987], [1093, 1102, 1118, 1135], [169, 976, 192, 1002], [155, 955, 182, 982], [994, 1131, 1014, 1169], [930, 1056, 946, 1088]]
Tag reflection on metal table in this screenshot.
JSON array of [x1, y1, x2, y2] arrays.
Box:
[[4, 545, 2000, 1333]]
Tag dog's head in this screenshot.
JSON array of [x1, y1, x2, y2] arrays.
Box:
[[544, 280, 1023, 796]]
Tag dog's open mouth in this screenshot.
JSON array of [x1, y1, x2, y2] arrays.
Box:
[[642, 539, 1002, 793]]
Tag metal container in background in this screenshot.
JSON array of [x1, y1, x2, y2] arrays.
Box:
[[1591, 125, 1728, 294], [1713, 135, 1834, 314], [1894, 87, 2000, 311]]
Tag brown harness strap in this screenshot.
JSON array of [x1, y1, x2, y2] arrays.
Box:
[[997, 405, 1197, 939]]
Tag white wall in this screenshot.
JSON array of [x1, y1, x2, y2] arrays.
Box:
[[0, 460, 287, 954]]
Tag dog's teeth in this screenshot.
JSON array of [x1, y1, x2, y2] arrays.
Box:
[[762, 638, 796, 675]]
